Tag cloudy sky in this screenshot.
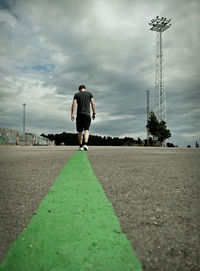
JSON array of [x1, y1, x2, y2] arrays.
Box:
[[0, 0, 199, 146]]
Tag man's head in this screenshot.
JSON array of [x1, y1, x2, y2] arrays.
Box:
[[79, 85, 86, 91]]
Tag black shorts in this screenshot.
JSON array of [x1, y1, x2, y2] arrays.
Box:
[[76, 113, 91, 132]]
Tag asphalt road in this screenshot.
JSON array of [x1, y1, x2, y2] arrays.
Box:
[[0, 145, 76, 264], [88, 146, 200, 271], [0, 146, 200, 271]]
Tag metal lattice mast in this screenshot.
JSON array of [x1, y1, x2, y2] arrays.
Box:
[[23, 103, 26, 135], [145, 90, 150, 146], [149, 16, 171, 122]]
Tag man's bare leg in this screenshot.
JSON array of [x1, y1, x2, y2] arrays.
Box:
[[84, 130, 89, 144], [78, 132, 83, 145]]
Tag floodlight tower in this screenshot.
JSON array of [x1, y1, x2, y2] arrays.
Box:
[[145, 90, 150, 146], [149, 16, 171, 122], [23, 103, 26, 135]]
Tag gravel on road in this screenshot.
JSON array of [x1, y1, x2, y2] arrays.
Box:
[[1, 146, 199, 271], [0, 146, 76, 263], [88, 146, 200, 271]]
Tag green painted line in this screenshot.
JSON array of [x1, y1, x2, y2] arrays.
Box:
[[0, 151, 141, 271]]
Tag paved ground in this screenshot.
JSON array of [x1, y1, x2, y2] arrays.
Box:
[[88, 147, 200, 271], [0, 145, 76, 263], [0, 146, 200, 270], [0, 151, 141, 271]]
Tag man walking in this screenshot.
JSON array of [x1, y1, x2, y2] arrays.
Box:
[[71, 85, 95, 151]]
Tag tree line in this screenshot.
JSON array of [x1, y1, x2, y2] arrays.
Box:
[[41, 132, 148, 146], [41, 111, 175, 146], [41, 110, 175, 147], [41, 132, 175, 147], [41, 112, 200, 147]]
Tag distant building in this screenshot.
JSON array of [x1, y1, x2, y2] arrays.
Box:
[[20, 133, 55, 146], [0, 127, 19, 145], [0, 128, 54, 146]]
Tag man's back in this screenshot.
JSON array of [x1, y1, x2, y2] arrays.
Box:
[[74, 91, 93, 116], [71, 84, 96, 150]]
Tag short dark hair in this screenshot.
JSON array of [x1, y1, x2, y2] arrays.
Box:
[[79, 85, 86, 91]]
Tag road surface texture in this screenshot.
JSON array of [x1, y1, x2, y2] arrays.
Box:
[[0, 145, 199, 270], [88, 146, 200, 271], [0, 146, 76, 264]]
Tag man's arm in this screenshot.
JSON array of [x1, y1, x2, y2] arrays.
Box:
[[71, 99, 77, 121], [91, 98, 96, 120]]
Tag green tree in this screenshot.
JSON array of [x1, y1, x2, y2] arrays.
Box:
[[157, 120, 171, 146], [146, 111, 171, 146], [137, 137, 142, 146], [146, 111, 160, 142]]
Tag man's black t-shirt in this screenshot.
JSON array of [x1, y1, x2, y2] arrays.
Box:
[[74, 91, 93, 116]]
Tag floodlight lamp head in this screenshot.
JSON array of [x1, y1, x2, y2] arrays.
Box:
[[149, 16, 172, 32]]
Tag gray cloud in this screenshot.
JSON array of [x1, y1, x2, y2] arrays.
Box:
[[0, 0, 200, 146]]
